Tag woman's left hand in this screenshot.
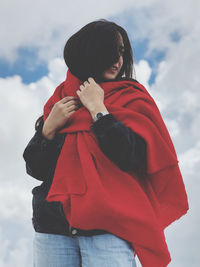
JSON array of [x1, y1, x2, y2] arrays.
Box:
[[76, 77, 105, 112]]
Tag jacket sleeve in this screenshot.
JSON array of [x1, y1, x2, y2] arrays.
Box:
[[22, 120, 64, 181], [90, 114, 146, 172]]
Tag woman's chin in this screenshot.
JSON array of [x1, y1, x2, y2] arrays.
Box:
[[102, 71, 119, 81]]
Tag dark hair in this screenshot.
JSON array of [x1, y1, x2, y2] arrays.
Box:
[[35, 115, 43, 131], [64, 19, 135, 83]]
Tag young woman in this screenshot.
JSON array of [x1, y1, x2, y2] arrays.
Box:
[[23, 19, 189, 267]]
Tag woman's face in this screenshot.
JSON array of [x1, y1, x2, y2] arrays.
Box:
[[101, 32, 125, 81]]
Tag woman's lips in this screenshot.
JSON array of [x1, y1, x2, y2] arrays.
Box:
[[108, 67, 118, 74]]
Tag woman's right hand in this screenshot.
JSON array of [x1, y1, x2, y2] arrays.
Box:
[[42, 96, 80, 140]]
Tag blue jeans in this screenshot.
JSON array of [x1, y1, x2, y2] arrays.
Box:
[[33, 232, 137, 267]]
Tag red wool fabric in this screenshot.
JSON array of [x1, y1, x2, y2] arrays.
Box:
[[43, 69, 189, 267]]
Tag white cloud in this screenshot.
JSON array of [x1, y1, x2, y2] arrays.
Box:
[[149, 19, 200, 153], [166, 142, 200, 266], [0, 0, 158, 63], [0, 226, 33, 267], [135, 60, 152, 90], [131, 0, 199, 55], [0, 0, 199, 66]]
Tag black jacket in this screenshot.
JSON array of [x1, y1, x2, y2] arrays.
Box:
[[23, 114, 146, 237]]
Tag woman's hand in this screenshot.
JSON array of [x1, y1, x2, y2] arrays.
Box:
[[76, 77, 105, 113], [42, 96, 80, 140]]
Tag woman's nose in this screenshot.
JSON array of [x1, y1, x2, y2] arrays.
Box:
[[117, 55, 123, 66], [112, 55, 123, 69], [116, 55, 123, 64]]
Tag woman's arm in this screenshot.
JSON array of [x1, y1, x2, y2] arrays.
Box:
[[91, 114, 146, 172], [23, 96, 79, 181], [22, 119, 65, 181]]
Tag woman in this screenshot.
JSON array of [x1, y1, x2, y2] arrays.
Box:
[[23, 19, 189, 267]]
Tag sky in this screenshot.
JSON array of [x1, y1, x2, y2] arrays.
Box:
[[0, 0, 199, 266]]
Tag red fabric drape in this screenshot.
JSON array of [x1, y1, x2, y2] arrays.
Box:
[[43, 69, 189, 267]]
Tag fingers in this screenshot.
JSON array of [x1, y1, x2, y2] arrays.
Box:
[[66, 102, 79, 112], [79, 85, 85, 90], [83, 81, 89, 86], [68, 110, 76, 117], [81, 77, 95, 88], [88, 77, 95, 83], [59, 96, 78, 104], [56, 96, 80, 111], [69, 110, 75, 115]]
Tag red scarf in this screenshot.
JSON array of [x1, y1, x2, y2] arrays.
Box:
[[43, 69, 189, 267]]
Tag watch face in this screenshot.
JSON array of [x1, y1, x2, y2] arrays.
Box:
[[96, 112, 103, 119]]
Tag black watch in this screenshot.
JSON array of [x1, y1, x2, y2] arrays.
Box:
[[93, 111, 109, 122]]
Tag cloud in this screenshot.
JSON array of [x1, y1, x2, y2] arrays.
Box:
[[1, 0, 199, 66], [0, 0, 158, 64], [166, 142, 200, 266], [135, 59, 152, 89], [149, 16, 200, 153], [0, 226, 33, 267]]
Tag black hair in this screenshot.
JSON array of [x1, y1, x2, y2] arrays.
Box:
[[63, 18, 135, 83], [35, 115, 44, 131]]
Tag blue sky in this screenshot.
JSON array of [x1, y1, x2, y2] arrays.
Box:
[[0, 47, 48, 83]]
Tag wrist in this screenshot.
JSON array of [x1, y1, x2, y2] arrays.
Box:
[[42, 124, 56, 140], [92, 111, 110, 122], [89, 104, 108, 118]]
